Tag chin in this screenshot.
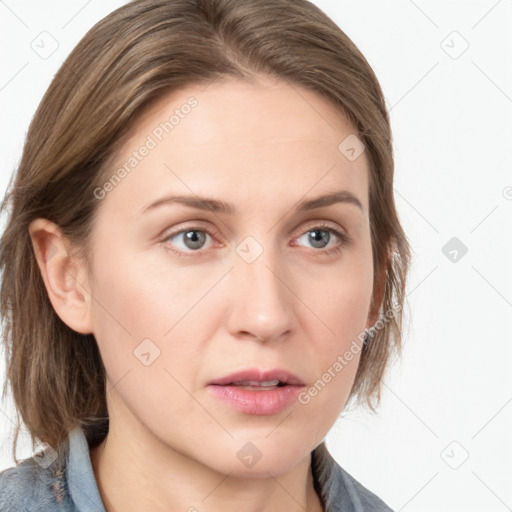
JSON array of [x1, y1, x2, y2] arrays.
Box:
[[199, 435, 313, 478]]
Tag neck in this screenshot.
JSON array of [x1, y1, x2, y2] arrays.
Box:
[[90, 418, 324, 512]]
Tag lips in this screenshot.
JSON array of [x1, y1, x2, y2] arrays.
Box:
[[207, 368, 305, 415], [208, 368, 305, 387]]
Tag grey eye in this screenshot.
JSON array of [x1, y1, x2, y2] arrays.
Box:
[[299, 229, 332, 249], [169, 230, 209, 251]]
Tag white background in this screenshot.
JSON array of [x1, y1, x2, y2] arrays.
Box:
[[0, 1, 511, 511]]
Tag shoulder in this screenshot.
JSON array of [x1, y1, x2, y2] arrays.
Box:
[[0, 458, 51, 511], [0, 445, 73, 511], [312, 442, 394, 512]]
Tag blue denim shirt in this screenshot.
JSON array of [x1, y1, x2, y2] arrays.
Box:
[[0, 427, 393, 511]]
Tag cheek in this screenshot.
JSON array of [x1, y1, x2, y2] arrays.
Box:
[[87, 245, 219, 383], [87, 251, 206, 427], [296, 285, 367, 435], [298, 249, 372, 412], [329, 277, 372, 345], [90, 235, 194, 330], [306, 245, 374, 346], [313, 279, 368, 385]]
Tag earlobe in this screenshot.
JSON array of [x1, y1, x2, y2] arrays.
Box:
[[28, 218, 94, 335]]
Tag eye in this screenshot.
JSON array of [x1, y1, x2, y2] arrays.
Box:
[[162, 226, 216, 257], [294, 221, 351, 256]]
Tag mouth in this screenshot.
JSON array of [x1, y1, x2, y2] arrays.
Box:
[[222, 379, 287, 391], [207, 368, 305, 415], [208, 368, 304, 387]]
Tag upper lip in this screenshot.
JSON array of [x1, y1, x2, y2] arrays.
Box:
[[208, 368, 305, 386]]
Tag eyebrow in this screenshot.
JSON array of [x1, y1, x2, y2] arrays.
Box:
[[141, 190, 363, 215]]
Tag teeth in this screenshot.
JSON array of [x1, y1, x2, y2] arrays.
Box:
[[233, 379, 281, 386]]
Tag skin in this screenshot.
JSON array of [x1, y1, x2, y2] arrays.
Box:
[[29, 75, 384, 512]]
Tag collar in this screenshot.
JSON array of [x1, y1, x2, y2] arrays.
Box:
[[311, 441, 365, 512], [66, 427, 106, 512]]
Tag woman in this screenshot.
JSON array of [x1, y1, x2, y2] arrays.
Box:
[[0, 0, 410, 510]]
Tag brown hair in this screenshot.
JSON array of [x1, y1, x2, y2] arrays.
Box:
[[0, 0, 411, 462]]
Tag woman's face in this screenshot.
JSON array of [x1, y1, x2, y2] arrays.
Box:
[[84, 76, 374, 476]]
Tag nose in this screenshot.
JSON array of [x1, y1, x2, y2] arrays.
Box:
[[225, 239, 295, 343]]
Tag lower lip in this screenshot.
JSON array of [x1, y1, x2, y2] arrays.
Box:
[[207, 384, 304, 415]]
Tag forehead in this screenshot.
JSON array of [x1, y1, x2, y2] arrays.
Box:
[[135, 76, 359, 150], [99, 76, 369, 216]]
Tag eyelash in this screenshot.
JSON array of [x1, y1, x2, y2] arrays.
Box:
[[161, 221, 352, 258]]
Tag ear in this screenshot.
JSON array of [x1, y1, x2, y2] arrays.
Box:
[[28, 218, 94, 335], [365, 250, 390, 329]]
